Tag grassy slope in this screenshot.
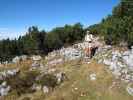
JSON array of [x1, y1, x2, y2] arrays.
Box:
[[44, 60, 132, 100], [1, 59, 133, 100]]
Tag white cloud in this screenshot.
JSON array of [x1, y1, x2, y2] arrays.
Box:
[[0, 27, 26, 39]]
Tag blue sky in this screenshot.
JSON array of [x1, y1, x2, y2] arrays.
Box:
[[0, 0, 120, 39]]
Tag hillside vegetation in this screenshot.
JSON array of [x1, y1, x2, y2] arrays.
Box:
[[88, 0, 133, 46]]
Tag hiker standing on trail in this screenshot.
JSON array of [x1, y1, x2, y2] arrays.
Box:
[[84, 31, 94, 58]]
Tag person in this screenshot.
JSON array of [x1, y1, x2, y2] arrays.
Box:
[[84, 31, 99, 59], [85, 31, 94, 42]]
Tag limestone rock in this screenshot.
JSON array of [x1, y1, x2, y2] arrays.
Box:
[[32, 84, 42, 91], [126, 83, 133, 96], [0, 82, 10, 96], [56, 72, 66, 84], [43, 86, 49, 93], [32, 55, 42, 61], [12, 56, 20, 63], [90, 73, 96, 81]]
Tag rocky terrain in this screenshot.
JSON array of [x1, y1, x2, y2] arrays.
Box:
[[0, 38, 133, 100]]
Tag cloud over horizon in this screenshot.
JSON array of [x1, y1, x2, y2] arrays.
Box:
[[0, 27, 26, 39]]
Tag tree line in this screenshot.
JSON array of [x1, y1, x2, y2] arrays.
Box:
[[0, 23, 85, 62], [88, 0, 133, 47]]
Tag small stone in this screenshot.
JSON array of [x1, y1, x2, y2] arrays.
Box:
[[12, 56, 20, 63], [74, 87, 78, 91], [87, 61, 91, 64], [48, 68, 56, 73], [56, 72, 66, 84], [43, 86, 49, 93], [1, 81, 7, 87], [103, 59, 111, 66], [110, 62, 117, 70], [31, 84, 42, 91], [32, 55, 42, 61], [20, 55, 28, 61], [90, 73, 96, 81], [31, 61, 40, 68]]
